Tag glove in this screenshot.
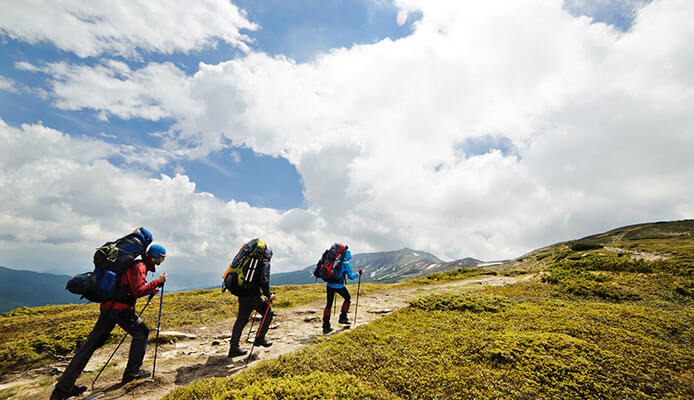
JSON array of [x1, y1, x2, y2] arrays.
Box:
[[358, 269, 363, 275]]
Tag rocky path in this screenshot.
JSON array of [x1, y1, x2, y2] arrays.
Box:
[[4, 275, 526, 400], [603, 246, 668, 261]]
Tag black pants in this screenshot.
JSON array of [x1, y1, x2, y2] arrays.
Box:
[[325, 286, 351, 315], [231, 295, 273, 346], [55, 307, 149, 391]]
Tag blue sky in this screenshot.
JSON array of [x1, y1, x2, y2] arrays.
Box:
[[0, 0, 641, 210], [0, 0, 416, 209], [1, 0, 691, 290]]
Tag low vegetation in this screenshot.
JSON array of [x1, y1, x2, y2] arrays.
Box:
[[0, 279, 400, 376], [2, 220, 693, 399], [165, 282, 692, 399], [0, 283, 331, 376], [406, 266, 488, 285], [165, 220, 694, 399]]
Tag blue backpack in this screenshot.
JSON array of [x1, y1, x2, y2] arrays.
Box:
[[66, 227, 152, 302]]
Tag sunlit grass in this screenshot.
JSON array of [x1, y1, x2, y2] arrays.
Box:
[[164, 220, 694, 399]]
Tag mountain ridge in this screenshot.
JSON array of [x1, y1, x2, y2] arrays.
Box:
[[0, 266, 84, 313], [272, 247, 488, 285], [0, 247, 485, 312]]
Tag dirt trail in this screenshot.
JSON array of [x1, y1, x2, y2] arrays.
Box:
[[603, 246, 667, 261], [3, 275, 527, 400]]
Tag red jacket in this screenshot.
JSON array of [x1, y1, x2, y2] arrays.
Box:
[[101, 259, 160, 310]]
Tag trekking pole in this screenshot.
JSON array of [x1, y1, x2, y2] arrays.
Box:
[[246, 310, 258, 343], [152, 282, 165, 379], [353, 274, 361, 326], [245, 298, 273, 366], [91, 294, 154, 389], [333, 295, 336, 318]]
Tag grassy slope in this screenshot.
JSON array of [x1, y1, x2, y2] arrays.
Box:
[[0, 268, 486, 378], [163, 220, 694, 400], [0, 283, 325, 376]]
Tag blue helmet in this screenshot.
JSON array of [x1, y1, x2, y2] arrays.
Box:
[[344, 249, 352, 261], [138, 227, 153, 245], [148, 244, 166, 259]]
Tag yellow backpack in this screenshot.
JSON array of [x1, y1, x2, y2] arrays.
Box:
[[222, 238, 267, 294]]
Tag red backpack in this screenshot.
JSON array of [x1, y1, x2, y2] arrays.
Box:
[[313, 243, 348, 283]]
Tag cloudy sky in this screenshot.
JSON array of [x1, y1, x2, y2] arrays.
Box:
[[1, 0, 692, 290]]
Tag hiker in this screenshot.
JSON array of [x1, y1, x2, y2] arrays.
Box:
[[50, 245, 167, 400], [322, 248, 362, 334], [225, 240, 275, 357]]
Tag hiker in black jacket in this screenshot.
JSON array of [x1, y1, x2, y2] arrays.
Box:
[[227, 245, 275, 357]]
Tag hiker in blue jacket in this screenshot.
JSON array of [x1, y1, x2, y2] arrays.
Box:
[[323, 249, 362, 334]]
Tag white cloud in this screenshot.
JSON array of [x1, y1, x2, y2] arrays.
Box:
[[0, 0, 256, 58], [3, 0, 694, 283], [0, 75, 18, 93], [396, 10, 408, 26], [36, 60, 202, 121], [97, 132, 117, 140], [15, 61, 41, 72], [0, 119, 329, 289], [163, 0, 691, 260]]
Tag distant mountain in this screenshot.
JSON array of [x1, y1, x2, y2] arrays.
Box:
[[0, 266, 85, 313], [271, 248, 486, 285], [1, 248, 492, 311]]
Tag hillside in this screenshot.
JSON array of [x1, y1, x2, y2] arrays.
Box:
[[272, 247, 484, 285], [164, 219, 693, 399], [0, 266, 85, 313], [0, 270, 489, 398], [0, 220, 691, 399]]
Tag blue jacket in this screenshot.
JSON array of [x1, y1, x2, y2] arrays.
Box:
[[326, 250, 359, 289]]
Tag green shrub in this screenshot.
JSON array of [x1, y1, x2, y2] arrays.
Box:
[[409, 293, 510, 313], [165, 287, 694, 400], [560, 280, 641, 301], [166, 372, 400, 400], [586, 272, 612, 282], [568, 241, 604, 251], [410, 267, 484, 284], [501, 270, 527, 277], [674, 281, 694, 297], [549, 256, 692, 278]]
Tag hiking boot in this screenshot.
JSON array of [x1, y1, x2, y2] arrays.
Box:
[[50, 385, 87, 400], [254, 338, 273, 347], [322, 318, 333, 334], [228, 345, 248, 358], [338, 312, 351, 325], [122, 369, 150, 384]]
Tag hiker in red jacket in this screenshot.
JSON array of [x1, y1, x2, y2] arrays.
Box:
[[50, 245, 167, 400]]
